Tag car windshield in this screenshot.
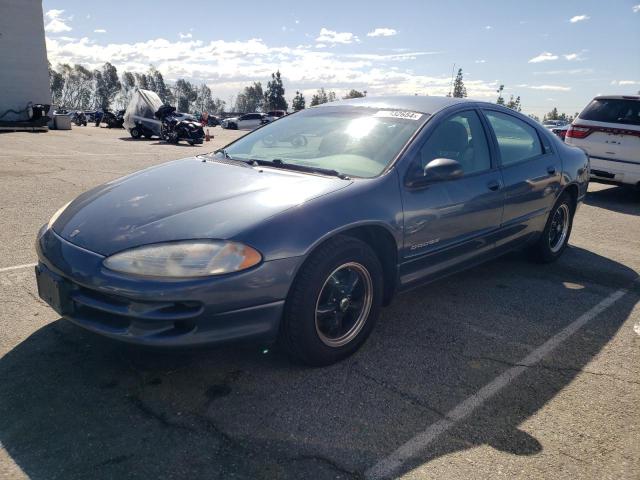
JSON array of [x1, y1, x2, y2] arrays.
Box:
[[580, 98, 640, 126], [217, 106, 428, 178]]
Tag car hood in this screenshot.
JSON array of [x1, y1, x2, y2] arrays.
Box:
[[53, 157, 351, 256]]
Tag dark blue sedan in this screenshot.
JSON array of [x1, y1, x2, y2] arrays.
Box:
[[36, 96, 589, 366]]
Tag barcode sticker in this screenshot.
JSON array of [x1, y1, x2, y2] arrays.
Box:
[[374, 110, 423, 121]]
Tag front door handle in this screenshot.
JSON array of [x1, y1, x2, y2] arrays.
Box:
[[487, 180, 501, 191], [547, 165, 557, 175]]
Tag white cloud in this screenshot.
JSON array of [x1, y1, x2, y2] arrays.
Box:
[[528, 52, 558, 63], [45, 36, 497, 100], [316, 28, 359, 44], [179, 32, 192, 39], [484, 25, 492, 30], [94, 29, 107, 34], [534, 68, 593, 75], [633, 4, 640, 13], [44, 9, 72, 33], [519, 84, 571, 91], [569, 14, 590, 23], [563, 51, 587, 61], [367, 28, 397, 37], [475, 59, 486, 64], [611, 80, 640, 86]]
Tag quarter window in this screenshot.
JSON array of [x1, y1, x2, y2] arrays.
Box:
[[417, 110, 491, 175], [484, 111, 543, 165]]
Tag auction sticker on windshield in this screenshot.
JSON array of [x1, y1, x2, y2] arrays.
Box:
[[374, 110, 423, 121]]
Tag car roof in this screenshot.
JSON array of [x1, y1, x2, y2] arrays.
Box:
[[593, 95, 640, 101], [315, 95, 481, 115]]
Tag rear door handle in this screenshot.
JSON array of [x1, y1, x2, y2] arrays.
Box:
[[487, 180, 501, 191], [547, 165, 557, 175]]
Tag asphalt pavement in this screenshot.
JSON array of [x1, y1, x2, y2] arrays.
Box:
[[0, 127, 638, 479]]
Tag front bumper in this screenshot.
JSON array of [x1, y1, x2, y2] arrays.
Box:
[[36, 227, 299, 347]]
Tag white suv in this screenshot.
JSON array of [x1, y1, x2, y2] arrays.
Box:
[[566, 95, 640, 188], [221, 113, 268, 130]]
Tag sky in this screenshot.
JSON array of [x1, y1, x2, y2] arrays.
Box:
[[43, 0, 640, 117]]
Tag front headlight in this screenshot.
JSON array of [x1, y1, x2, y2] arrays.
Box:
[[103, 241, 262, 278], [48, 201, 71, 230]]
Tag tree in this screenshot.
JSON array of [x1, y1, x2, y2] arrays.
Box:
[[544, 107, 559, 121], [344, 89, 366, 99], [48, 61, 64, 106], [327, 90, 337, 102], [292, 91, 306, 111], [173, 79, 197, 112], [122, 71, 136, 91], [310, 88, 331, 106], [528, 113, 540, 122], [235, 82, 264, 112], [194, 83, 213, 114], [150, 67, 172, 103], [206, 97, 226, 114], [496, 84, 505, 105], [452, 68, 467, 98], [505, 95, 521, 112], [94, 62, 121, 110], [264, 70, 288, 111], [59, 64, 94, 109]]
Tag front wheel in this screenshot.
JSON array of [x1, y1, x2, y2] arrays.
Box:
[[130, 127, 141, 139], [279, 236, 383, 366], [529, 192, 574, 263]]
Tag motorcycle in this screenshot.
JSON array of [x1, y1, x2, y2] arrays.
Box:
[[72, 111, 87, 126], [155, 105, 204, 145]]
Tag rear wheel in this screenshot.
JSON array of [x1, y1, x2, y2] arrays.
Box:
[[529, 192, 574, 263], [279, 236, 383, 366], [130, 127, 141, 139]]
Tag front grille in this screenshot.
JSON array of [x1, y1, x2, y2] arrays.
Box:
[[71, 286, 203, 321]]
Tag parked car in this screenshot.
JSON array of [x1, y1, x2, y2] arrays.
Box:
[[543, 120, 567, 130], [35, 96, 588, 366], [265, 110, 287, 122], [124, 89, 164, 139], [552, 124, 570, 141], [221, 113, 268, 130], [100, 109, 125, 129], [565, 95, 639, 188]]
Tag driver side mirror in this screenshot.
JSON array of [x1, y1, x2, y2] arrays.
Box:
[[406, 157, 464, 188]]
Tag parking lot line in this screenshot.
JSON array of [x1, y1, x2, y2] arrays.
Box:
[[0, 263, 36, 273], [366, 277, 639, 480]]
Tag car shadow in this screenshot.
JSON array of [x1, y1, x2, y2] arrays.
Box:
[[0, 247, 637, 479], [585, 185, 639, 216], [118, 137, 155, 142]]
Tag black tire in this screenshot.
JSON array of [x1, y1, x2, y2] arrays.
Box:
[[529, 192, 574, 263], [130, 127, 141, 139], [279, 235, 383, 366]]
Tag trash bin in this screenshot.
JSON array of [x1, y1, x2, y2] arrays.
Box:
[[53, 114, 72, 130]]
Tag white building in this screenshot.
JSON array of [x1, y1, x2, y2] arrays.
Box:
[[0, 0, 50, 124]]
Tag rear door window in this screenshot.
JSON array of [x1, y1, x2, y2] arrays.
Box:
[[580, 98, 640, 126], [483, 111, 543, 166]]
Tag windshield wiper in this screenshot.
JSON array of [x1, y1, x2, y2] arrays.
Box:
[[249, 158, 350, 179], [199, 149, 252, 168]]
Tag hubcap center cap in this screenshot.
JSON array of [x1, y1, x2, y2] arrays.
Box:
[[339, 297, 350, 312]]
